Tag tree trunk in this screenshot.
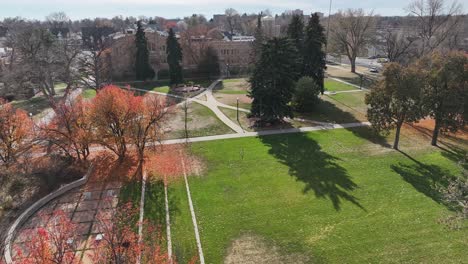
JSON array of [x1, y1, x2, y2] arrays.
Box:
[[431, 118, 440, 146], [350, 58, 356, 73], [393, 122, 403, 150]]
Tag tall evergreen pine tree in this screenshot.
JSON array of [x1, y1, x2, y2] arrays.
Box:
[[249, 38, 298, 123], [251, 13, 264, 64], [287, 14, 304, 80], [197, 46, 220, 80], [135, 21, 155, 80], [166, 28, 183, 86], [303, 13, 327, 94]]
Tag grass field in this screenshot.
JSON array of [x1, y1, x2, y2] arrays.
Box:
[[152, 86, 170, 94], [167, 127, 467, 263], [297, 92, 368, 123], [82, 89, 97, 99], [324, 79, 357, 92]]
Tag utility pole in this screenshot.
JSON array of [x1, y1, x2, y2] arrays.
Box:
[[325, 0, 333, 55]]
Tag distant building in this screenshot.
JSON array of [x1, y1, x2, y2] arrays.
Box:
[[261, 16, 281, 38], [106, 30, 254, 80]]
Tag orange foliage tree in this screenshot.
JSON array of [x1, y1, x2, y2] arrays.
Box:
[[14, 210, 79, 264], [0, 99, 33, 166], [92, 202, 171, 264], [90, 85, 141, 162], [41, 96, 93, 161], [129, 94, 169, 177]]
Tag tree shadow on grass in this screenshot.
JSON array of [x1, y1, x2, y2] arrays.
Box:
[[144, 180, 167, 228], [391, 151, 456, 206], [297, 99, 390, 148], [260, 132, 365, 211], [120, 179, 180, 234]]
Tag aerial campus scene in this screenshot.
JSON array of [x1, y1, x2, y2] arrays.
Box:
[[0, 0, 467, 263]]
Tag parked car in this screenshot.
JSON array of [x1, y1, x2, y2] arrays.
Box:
[[368, 55, 377, 59], [369, 67, 379, 73], [377, 58, 389, 63]]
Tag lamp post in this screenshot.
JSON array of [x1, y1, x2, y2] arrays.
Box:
[[359, 74, 363, 90], [236, 97, 239, 122]]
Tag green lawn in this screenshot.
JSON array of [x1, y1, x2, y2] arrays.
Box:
[[219, 107, 252, 132], [152, 86, 170, 94], [325, 79, 357, 92], [168, 128, 467, 263], [11, 84, 77, 116], [82, 89, 96, 99], [297, 92, 368, 123]]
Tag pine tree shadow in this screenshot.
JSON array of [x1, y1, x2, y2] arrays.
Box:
[[260, 132, 364, 211], [391, 151, 457, 206], [297, 99, 390, 148]]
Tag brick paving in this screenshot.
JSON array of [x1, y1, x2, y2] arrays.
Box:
[[11, 181, 122, 263]]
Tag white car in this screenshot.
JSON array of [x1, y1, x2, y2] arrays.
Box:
[[369, 67, 379, 73]]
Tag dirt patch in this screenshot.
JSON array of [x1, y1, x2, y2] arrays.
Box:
[[221, 79, 250, 92], [215, 94, 252, 110], [411, 119, 468, 141], [164, 102, 233, 139], [224, 234, 310, 264]]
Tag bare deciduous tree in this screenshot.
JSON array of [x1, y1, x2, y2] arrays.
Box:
[[225, 8, 241, 40], [407, 0, 463, 56], [378, 28, 417, 64], [330, 9, 376, 73], [78, 38, 112, 91]]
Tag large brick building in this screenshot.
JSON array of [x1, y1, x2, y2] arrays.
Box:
[[107, 30, 254, 80]]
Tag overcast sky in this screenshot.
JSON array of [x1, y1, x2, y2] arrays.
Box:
[[0, 0, 465, 20]]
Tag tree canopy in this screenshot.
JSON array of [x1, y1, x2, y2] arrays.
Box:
[[303, 13, 327, 94], [417, 51, 468, 146], [135, 20, 155, 80], [166, 28, 183, 86], [249, 37, 298, 123], [365, 63, 423, 149]]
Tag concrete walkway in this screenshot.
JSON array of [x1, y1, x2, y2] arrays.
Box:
[[129, 80, 246, 133], [160, 121, 371, 145]]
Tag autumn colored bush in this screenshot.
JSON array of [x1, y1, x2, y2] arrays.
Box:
[[146, 145, 203, 185], [14, 210, 79, 264], [0, 99, 33, 166]]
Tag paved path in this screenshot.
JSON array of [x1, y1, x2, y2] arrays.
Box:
[[160, 122, 371, 145], [194, 80, 244, 133], [129, 80, 245, 133], [181, 155, 205, 264]]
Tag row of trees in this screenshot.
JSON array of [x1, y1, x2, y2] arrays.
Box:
[[0, 86, 170, 174], [366, 51, 468, 149], [249, 13, 326, 123], [0, 19, 116, 105], [329, 0, 464, 72]]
